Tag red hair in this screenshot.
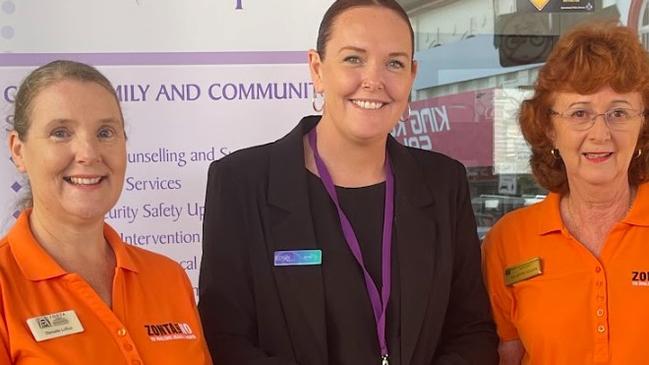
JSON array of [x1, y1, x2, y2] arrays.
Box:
[[520, 22, 649, 193]]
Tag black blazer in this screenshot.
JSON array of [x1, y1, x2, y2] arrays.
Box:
[[198, 116, 498, 365]]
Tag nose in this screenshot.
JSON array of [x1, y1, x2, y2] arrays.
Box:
[[75, 135, 102, 164], [588, 114, 612, 142], [361, 61, 384, 91]]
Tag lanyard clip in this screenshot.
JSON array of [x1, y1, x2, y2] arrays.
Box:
[[381, 354, 389, 365]]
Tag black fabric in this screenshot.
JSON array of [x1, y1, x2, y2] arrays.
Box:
[[198, 116, 499, 365], [306, 172, 401, 365]]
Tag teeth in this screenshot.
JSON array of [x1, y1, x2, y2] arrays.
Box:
[[585, 152, 611, 158], [68, 177, 102, 185], [352, 100, 384, 110]]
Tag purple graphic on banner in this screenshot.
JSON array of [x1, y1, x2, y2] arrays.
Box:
[[1, 26, 13, 39], [0, 51, 307, 67], [2, 1, 15, 14], [235, 0, 243, 10], [10, 182, 21, 193], [12, 210, 19, 219]]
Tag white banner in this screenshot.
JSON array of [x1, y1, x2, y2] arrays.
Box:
[[0, 0, 332, 297]]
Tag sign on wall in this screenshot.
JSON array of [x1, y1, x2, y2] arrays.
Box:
[[0, 0, 332, 296]]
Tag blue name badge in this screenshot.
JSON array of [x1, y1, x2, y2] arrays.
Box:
[[274, 250, 322, 266]]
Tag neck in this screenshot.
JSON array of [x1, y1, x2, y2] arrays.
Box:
[[305, 117, 388, 187], [29, 206, 110, 265], [565, 179, 634, 223]]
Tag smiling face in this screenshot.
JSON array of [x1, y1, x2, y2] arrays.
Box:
[[550, 86, 644, 191], [308, 5, 416, 144], [9, 79, 126, 225]]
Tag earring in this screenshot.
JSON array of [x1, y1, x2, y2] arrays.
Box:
[[635, 149, 643, 159], [312, 90, 324, 113], [399, 104, 412, 122], [550, 148, 561, 160]]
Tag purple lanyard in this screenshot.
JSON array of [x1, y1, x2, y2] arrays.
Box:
[[308, 128, 394, 365]]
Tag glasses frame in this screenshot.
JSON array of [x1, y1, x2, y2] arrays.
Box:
[[549, 108, 646, 131]]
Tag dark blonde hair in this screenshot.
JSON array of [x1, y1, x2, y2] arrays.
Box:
[[520, 23, 649, 193], [12, 60, 122, 141], [10, 60, 123, 209]]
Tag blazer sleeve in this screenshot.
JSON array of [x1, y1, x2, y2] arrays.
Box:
[[432, 163, 499, 365], [198, 160, 298, 365]]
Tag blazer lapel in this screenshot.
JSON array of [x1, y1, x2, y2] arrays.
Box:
[[267, 116, 328, 365], [388, 138, 437, 365]]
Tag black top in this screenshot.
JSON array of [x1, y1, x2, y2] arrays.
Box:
[[307, 171, 401, 365], [199, 116, 499, 365]]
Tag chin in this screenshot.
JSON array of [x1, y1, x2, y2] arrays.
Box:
[[63, 203, 112, 223]]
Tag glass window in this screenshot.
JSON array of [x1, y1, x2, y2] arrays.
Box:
[[395, 0, 641, 238]]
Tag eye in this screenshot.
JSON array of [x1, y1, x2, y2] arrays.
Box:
[[343, 55, 362, 65], [50, 127, 71, 140], [608, 108, 631, 119], [98, 126, 116, 139], [387, 59, 405, 70], [568, 109, 589, 119]]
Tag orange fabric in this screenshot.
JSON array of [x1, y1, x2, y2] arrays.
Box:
[[0, 211, 212, 365], [483, 182, 649, 365]]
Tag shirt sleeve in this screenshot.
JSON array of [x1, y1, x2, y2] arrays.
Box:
[[482, 221, 520, 341], [0, 289, 11, 364]]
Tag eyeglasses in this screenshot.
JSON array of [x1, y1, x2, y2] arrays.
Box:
[[549, 107, 645, 131]]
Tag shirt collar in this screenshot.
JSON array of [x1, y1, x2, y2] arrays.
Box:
[[9, 209, 139, 282], [536, 192, 563, 235], [623, 182, 649, 227], [536, 181, 649, 235]]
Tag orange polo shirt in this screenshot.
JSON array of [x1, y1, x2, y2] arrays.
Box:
[[483, 182, 649, 365], [0, 211, 212, 365]]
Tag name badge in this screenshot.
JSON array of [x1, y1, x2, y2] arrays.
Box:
[[26, 310, 84, 342], [274, 250, 322, 266], [504, 257, 543, 286]]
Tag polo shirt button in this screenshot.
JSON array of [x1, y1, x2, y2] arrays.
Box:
[[124, 343, 133, 351], [596, 308, 605, 317], [597, 325, 606, 333], [595, 266, 602, 273], [117, 328, 127, 337]]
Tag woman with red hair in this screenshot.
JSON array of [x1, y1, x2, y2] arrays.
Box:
[[483, 23, 649, 365]]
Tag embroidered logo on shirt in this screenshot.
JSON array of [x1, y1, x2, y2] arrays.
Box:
[[631, 271, 649, 286], [145, 322, 196, 342]]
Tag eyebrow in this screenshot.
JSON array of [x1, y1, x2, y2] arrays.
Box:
[[45, 117, 122, 128], [567, 99, 633, 108], [338, 46, 410, 58]]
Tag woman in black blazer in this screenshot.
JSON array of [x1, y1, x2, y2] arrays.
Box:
[[198, 1, 498, 364]]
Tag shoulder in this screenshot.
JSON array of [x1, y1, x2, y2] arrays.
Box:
[[482, 200, 546, 259], [0, 237, 13, 274], [490, 200, 544, 236]]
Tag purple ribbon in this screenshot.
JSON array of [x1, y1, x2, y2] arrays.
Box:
[[308, 128, 394, 362]]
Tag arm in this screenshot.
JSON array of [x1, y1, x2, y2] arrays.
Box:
[[498, 340, 524, 365], [198, 160, 297, 365], [0, 289, 11, 364], [432, 164, 499, 365], [482, 212, 526, 365], [177, 265, 213, 365]]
